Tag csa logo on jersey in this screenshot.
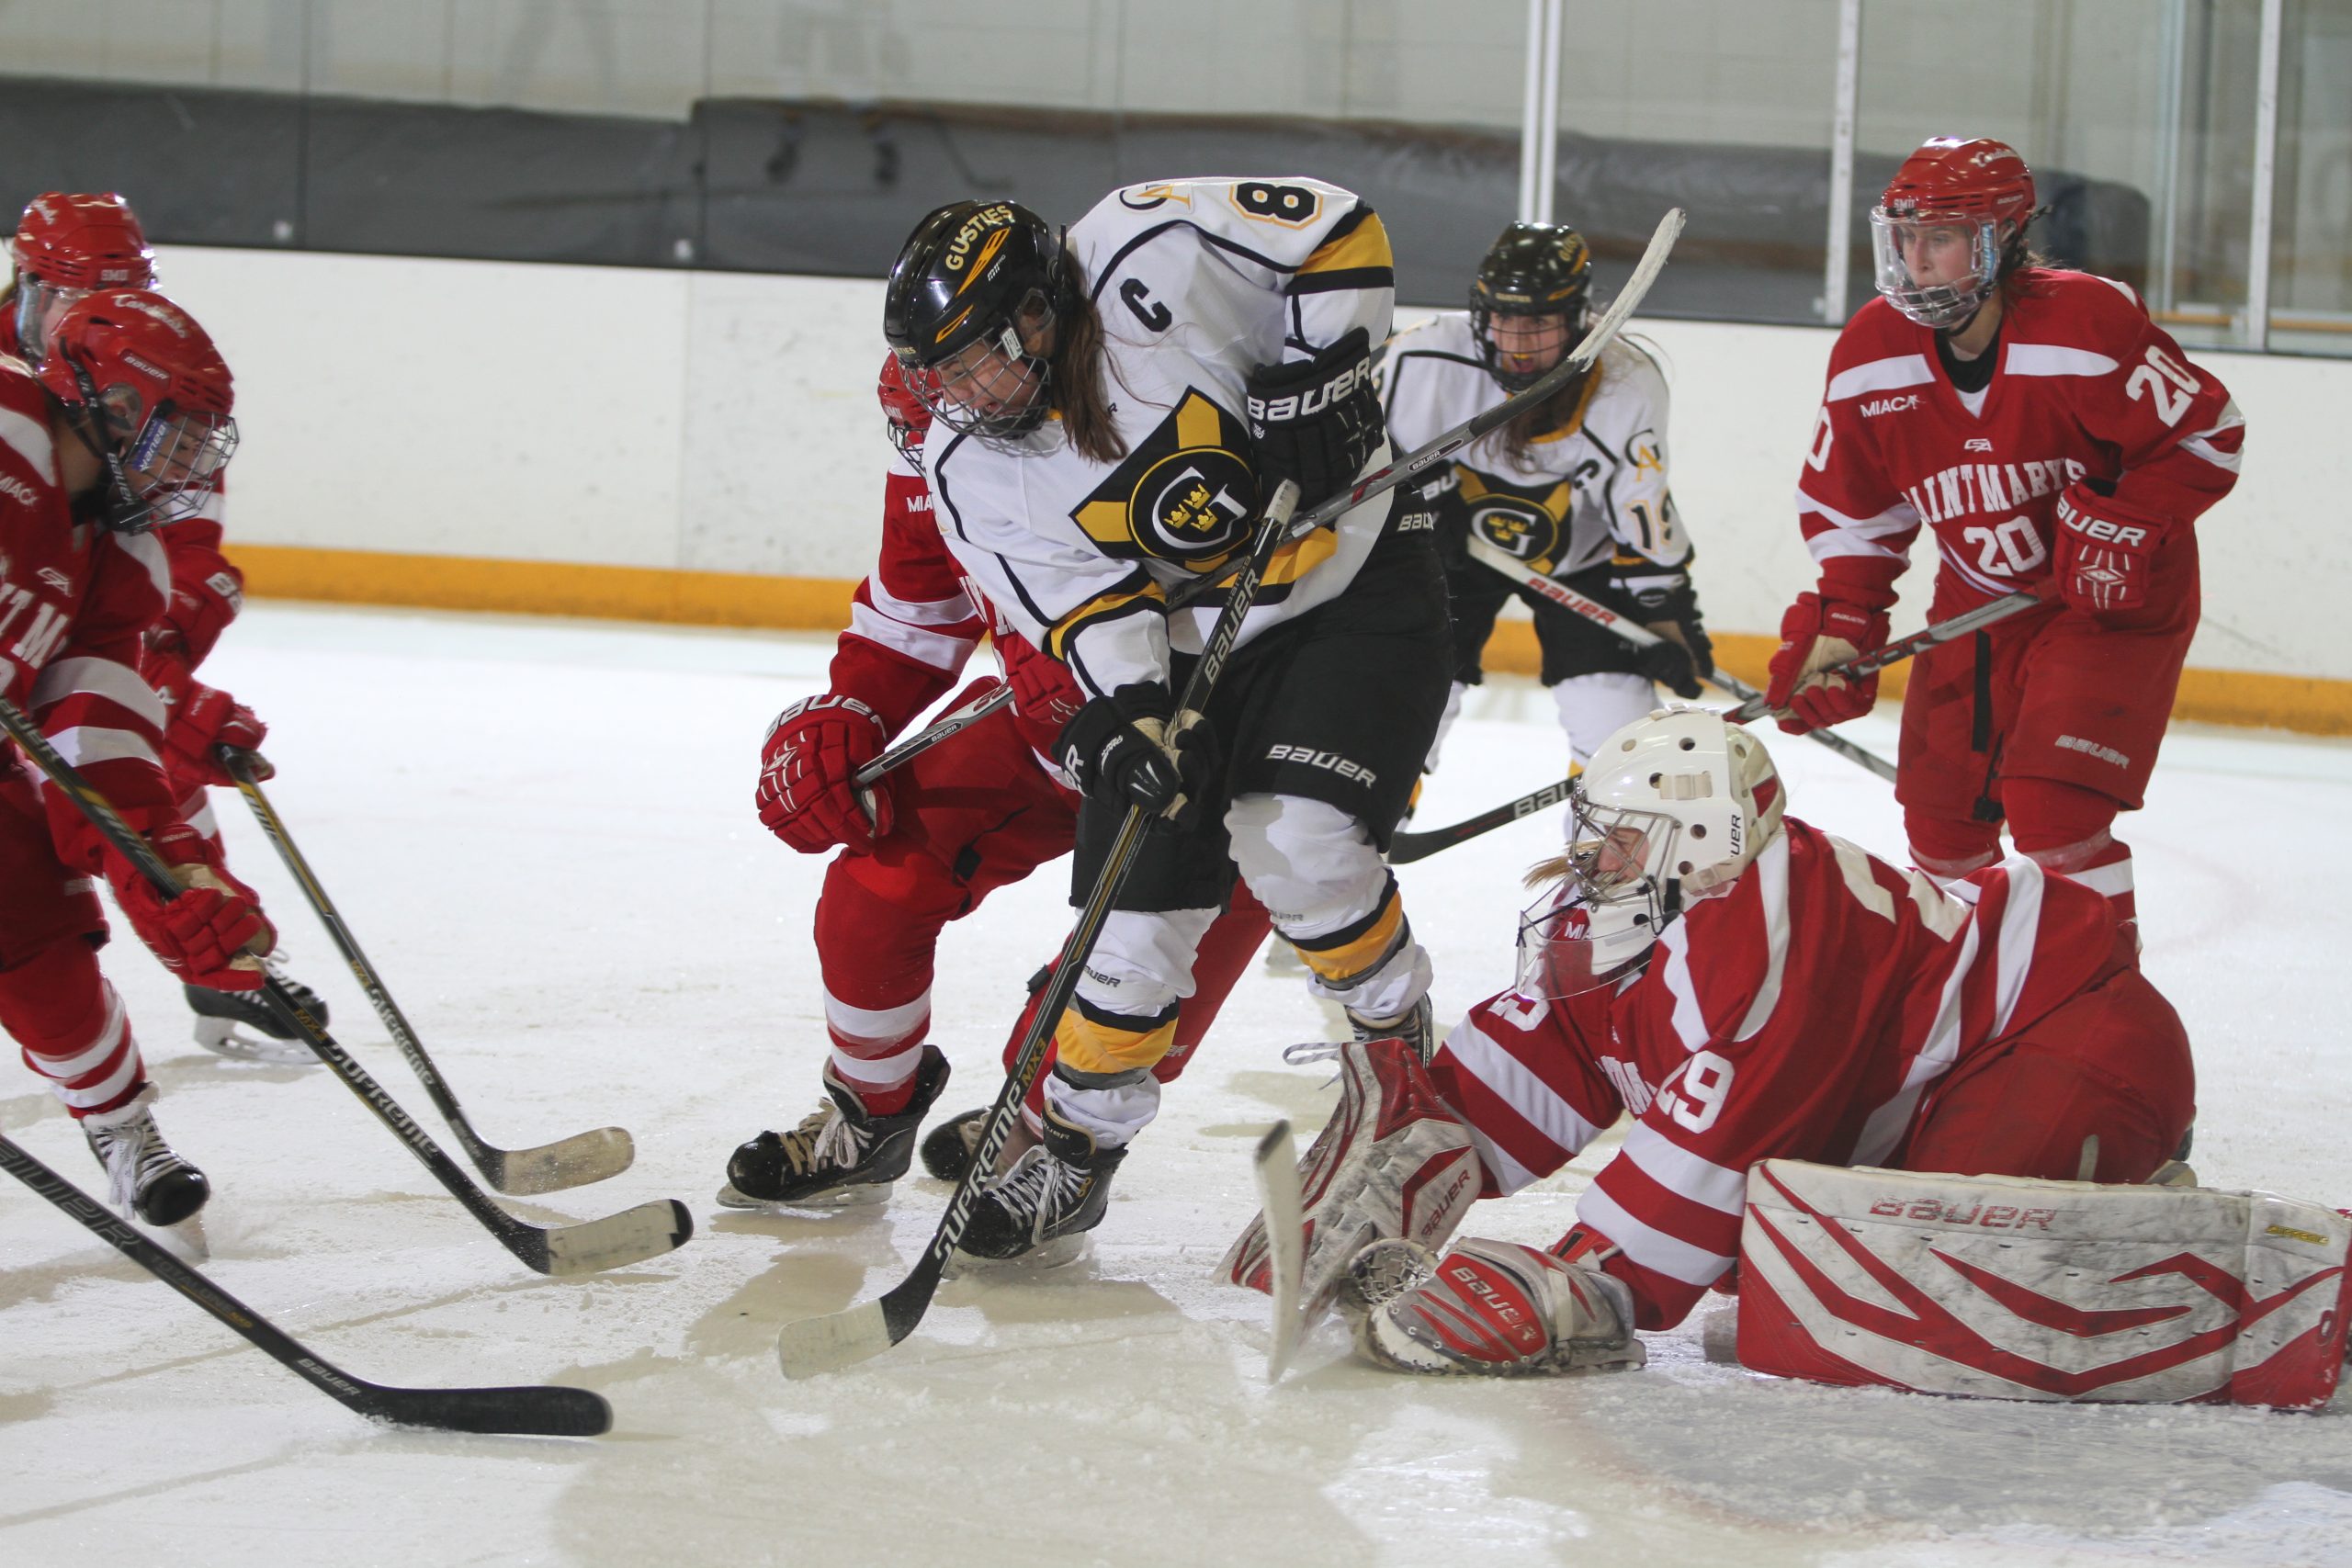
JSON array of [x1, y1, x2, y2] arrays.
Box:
[[1070, 389, 1260, 570], [1460, 469, 1576, 574]]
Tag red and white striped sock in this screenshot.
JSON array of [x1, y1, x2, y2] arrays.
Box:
[[822, 987, 930, 1116], [1, 942, 149, 1120]]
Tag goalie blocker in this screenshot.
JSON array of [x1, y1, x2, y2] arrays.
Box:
[[1737, 1160, 2351, 1409]]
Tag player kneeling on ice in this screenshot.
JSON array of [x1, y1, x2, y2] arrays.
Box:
[[881, 180, 1453, 1262], [1233, 710, 2345, 1405], [0, 288, 267, 1226]]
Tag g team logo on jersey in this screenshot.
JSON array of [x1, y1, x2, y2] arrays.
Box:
[[1069, 389, 1260, 570], [1459, 469, 1574, 573]]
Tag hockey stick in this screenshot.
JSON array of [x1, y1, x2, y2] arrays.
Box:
[[1250, 1120, 1307, 1383], [1461, 537, 1898, 782], [1724, 581, 2060, 725], [220, 750, 634, 1196], [1388, 586, 2061, 863], [778, 211, 1688, 1372], [1389, 775, 1577, 865], [777, 479, 1306, 1377], [851, 682, 1007, 789], [0, 1133, 611, 1436], [847, 206, 1695, 788], [0, 698, 692, 1277]]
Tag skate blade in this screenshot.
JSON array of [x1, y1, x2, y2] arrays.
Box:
[[191, 1018, 321, 1067], [946, 1232, 1091, 1277], [713, 1179, 893, 1213], [160, 1211, 211, 1263]]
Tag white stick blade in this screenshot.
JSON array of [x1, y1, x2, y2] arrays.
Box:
[[1250, 1121, 1306, 1383], [490, 1127, 636, 1196], [538, 1198, 693, 1276], [777, 1301, 896, 1380]]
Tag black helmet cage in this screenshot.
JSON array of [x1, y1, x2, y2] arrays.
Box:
[[882, 200, 1074, 445], [1469, 221, 1596, 392]]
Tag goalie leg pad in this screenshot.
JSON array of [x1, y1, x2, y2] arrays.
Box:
[[1736, 1159, 2352, 1408], [1219, 1038, 1482, 1319], [1342, 1235, 1645, 1377]]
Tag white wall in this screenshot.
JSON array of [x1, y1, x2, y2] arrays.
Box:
[[159, 243, 2351, 681]]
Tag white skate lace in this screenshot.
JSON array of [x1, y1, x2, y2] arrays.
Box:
[[88, 1111, 180, 1213], [987, 1146, 1088, 1243], [779, 1101, 869, 1177], [1283, 1041, 1344, 1066]]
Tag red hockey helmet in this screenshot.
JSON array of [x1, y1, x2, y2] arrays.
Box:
[[1870, 138, 2039, 329], [9, 193, 157, 363], [876, 351, 935, 474], [38, 288, 237, 534]]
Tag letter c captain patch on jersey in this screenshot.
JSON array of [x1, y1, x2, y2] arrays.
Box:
[[1071, 389, 1261, 570]]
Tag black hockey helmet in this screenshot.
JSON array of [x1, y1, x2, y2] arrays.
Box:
[[1469, 221, 1595, 392], [882, 199, 1072, 444]]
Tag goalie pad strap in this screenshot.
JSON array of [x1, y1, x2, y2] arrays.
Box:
[[1736, 1160, 2351, 1408]]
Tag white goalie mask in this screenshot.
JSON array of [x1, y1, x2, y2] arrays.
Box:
[[1515, 708, 1788, 998]]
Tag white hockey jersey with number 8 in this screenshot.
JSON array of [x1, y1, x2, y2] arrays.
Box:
[[927, 175, 1396, 702]]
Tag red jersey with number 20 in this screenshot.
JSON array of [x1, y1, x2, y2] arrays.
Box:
[[1426, 818, 2121, 1332], [1796, 271, 2243, 612]]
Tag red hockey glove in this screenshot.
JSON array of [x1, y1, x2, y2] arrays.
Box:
[[171, 686, 269, 788], [1764, 592, 1891, 735], [1005, 651, 1084, 733], [755, 694, 892, 855], [108, 823, 276, 990], [2053, 482, 2170, 614]]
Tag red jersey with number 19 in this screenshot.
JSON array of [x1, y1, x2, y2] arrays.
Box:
[[1796, 271, 2243, 613], [1425, 818, 2125, 1332]]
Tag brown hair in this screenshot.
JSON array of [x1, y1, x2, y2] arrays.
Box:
[[1497, 373, 1589, 465], [1050, 294, 1127, 465]]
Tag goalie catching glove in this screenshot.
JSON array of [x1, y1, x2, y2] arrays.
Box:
[[1057, 682, 1216, 829], [107, 822, 276, 990], [1340, 1235, 1645, 1377], [755, 694, 890, 854], [1244, 327, 1385, 513]]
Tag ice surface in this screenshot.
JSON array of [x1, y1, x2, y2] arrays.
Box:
[[3, 604, 2347, 1568]]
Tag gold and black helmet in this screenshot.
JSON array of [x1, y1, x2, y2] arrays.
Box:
[[1468, 221, 1595, 392], [881, 200, 1072, 443]]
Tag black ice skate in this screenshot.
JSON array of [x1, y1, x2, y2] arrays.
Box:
[[955, 1105, 1125, 1266], [1346, 992, 1436, 1065], [83, 1089, 210, 1227], [719, 1044, 949, 1210], [186, 955, 330, 1066], [919, 1105, 989, 1182]]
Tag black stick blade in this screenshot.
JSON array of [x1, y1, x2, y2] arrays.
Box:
[[362, 1382, 613, 1437]]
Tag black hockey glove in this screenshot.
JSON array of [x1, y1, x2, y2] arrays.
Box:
[[1245, 327, 1385, 513], [1609, 558, 1713, 700], [1057, 682, 1219, 829]]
